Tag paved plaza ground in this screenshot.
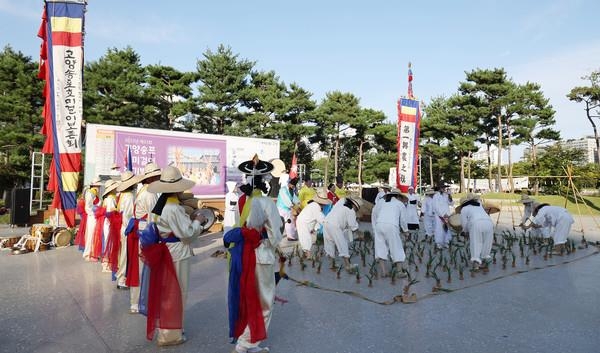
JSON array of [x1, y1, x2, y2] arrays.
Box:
[[1, 210, 599, 353]]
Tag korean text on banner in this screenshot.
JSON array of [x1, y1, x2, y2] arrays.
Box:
[[38, 0, 86, 227]]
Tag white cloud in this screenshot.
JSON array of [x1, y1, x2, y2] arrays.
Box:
[[509, 42, 600, 140]]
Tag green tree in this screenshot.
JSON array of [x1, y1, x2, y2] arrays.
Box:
[[0, 46, 44, 188], [363, 122, 397, 184], [567, 69, 600, 164], [273, 83, 317, 168], [447, 94, 481, 192], [534, 144, 585, 194], [144, 64, 199, 130], [348, 108, 386, 190], [459, 68, 513, 191], [83, 47, 147, 127], [239, 70, 287, 137], [312, 91, 361, 182], [512, 82, 559, 193], [420, 96, 455, 187], [195, 45, 254, 134]]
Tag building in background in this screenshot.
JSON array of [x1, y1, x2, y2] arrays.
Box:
[[559, 136, 598, 164]]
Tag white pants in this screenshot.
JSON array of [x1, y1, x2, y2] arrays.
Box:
[[115, 233, 127, 285], [374, 222, 405, 263], [424, 215, 435, 236], [235, 262, 275, 351], [82, 215, 96, 259], [433, 216, 452, 245], [469, 219, 494, 264], [297, 223, 315, 252], [552, 216, 574, 245], [323, 221, 350, 258], [129, 255, 143, 310], [278, 209, 297, 239]]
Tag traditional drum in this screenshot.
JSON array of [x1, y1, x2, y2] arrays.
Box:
[[190, 207, 216, 232], [0, 235, 22, 250], [448, 213, 462, 232], [52, 228, 72, 248], [26, 224, 54, 251], [270, 159, 286, 178], [354, 198, 374, 222]]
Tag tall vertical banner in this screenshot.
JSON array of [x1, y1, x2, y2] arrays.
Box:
[[396, 98, 420, 192], [38, 0, 86, 227]]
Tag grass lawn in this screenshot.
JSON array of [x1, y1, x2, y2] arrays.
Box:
[[453, 192, 600, 216]]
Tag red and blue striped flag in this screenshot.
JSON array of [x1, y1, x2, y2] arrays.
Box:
[[38, 0, 86, 227]]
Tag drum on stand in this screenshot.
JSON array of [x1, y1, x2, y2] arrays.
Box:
[[52, 227, 72, 248], [26, 224, 54, 252]]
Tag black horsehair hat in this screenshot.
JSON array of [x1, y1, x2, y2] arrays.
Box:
[[237, 154, 274, 176]]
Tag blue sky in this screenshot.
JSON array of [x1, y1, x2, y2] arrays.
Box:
[[1, 0, 599, 148]]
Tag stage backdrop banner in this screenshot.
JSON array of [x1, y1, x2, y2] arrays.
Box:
[[38, 0, 86, 227], [114, 131, 227, 196], [396, 98, 421, 193]]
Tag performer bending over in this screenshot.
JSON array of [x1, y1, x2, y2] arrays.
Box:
[[372, 189, 409, 277], [457, 195, 494, 271], [322, 197, 360, 273]]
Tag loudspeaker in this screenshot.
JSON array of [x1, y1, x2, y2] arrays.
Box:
[[10, 188, 30, 226]]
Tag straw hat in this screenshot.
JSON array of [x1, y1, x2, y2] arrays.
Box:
[[116, 170, 137, 192], [386, 188, 408, 202], [455, 194, 476, 213], [346, 197, 360, 211], [147, 166, 196, 194], [381, 183, 392, 190], [238, 154, 274, 176], [103, 179, 120, 197], [312, 190, 332, 205], [425, 188, 435, 195], [518, 194, 534, 204], [89, 176, 102, 186], [135, 162, 162, 184]]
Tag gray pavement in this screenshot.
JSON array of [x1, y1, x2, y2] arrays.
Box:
[[1, 219, 600, 353]]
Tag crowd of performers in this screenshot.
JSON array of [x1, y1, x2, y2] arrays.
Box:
[[72, 154, 575, 352]]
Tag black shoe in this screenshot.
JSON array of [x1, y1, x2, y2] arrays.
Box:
[[116, 284, 129, 290]]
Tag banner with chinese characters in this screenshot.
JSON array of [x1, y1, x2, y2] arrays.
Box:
[[396, 98, 421, 193], [38, 0, 86, 227]]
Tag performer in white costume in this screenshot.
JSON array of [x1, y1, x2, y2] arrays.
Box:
[[457, 195, 494, 271], [231, 156, 283, 353], [322, 197, 360, 273], [146, 166, 207, 347], [115, 171, 135, 288], [420, 188, 436, 239], [405, 186, 420, 231], [296, 191, 331, 256], [372, 189, 409, 277], [223, 181, 240, 234]]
